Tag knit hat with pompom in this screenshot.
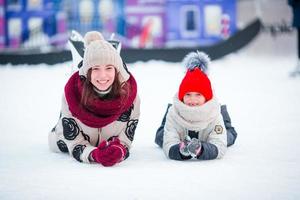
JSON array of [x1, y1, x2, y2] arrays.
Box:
[[79, 31, 129, 83], [178, 51, 213, 102]]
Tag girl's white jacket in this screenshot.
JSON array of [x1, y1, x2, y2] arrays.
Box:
[[163, 94, 227, 159]]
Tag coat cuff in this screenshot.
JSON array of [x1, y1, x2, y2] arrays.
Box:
[[81, 145, 97, 163], [197, 142, 218, 160], [169, 144, 192, 161]]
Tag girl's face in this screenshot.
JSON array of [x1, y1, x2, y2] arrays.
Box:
[[90, 65, 116, 91], [183, 92, 206, 107]]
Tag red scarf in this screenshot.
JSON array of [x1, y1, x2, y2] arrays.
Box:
[[64, 72, 137, 128]]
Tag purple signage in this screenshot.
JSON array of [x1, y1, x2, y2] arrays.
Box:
[[125, 0, 166, 48], [0, 0, 4, 49]]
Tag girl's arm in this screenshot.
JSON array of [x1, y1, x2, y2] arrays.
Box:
[[197, 115, 227, 160], [163, 111, 192, 161]]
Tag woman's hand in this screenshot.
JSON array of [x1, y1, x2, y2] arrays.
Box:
[[91, 138, 127, 167]]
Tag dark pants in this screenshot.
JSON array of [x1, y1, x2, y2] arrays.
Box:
[[297, 27, 300, 59], [155, 104, 238, 148]]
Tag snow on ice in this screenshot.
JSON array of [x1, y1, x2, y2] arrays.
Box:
[[1, 26, 300, 200]]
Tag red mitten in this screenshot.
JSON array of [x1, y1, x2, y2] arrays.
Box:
[[108, 137, 127, 161], [91, 139, 126, 167], [91, 140, 108, 163]]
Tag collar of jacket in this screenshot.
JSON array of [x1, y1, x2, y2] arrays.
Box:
[[170, 93, 220, 129]]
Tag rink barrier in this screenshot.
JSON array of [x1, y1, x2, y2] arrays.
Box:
[[0, 19, 262, 65]]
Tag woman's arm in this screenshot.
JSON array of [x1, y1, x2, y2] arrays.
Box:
[[51, 96, 97, 163], [115, 95, 141, 159]]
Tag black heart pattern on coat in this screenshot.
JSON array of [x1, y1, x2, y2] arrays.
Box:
[[72, 144, 86, 162], [57, 140, 68, 153], [62, 117, 80, 140], [125, 119, 138, 141]]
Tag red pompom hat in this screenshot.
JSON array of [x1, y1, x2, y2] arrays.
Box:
[[178, 67, 213, 102]]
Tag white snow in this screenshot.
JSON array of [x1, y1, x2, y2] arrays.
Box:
[[1, 31, 300, 200]]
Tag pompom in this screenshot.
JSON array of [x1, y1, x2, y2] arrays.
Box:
[[182, 51, 210, 74], [84, 31, 104, 47]]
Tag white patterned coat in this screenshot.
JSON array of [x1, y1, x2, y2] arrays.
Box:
[[48, 94, 140, 163]]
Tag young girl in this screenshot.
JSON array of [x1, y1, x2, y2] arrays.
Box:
[[48, 31, 140, 167], [155, 51, 237, 160]]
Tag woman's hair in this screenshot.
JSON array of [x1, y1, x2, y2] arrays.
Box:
[[80, 68, 130, 107]]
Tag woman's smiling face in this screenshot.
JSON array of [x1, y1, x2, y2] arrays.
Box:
[[90, 64, 116, 91]]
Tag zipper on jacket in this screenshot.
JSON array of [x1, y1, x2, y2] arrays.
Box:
[[96, 128, 102, 147]]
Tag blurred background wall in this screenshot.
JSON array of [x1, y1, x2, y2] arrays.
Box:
[[0, 0, 292, 52]]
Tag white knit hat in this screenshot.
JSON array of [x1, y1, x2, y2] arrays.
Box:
[[79, 31, 130, 83]]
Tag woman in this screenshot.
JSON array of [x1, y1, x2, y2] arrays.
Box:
[[48, 31, 140, 167]]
